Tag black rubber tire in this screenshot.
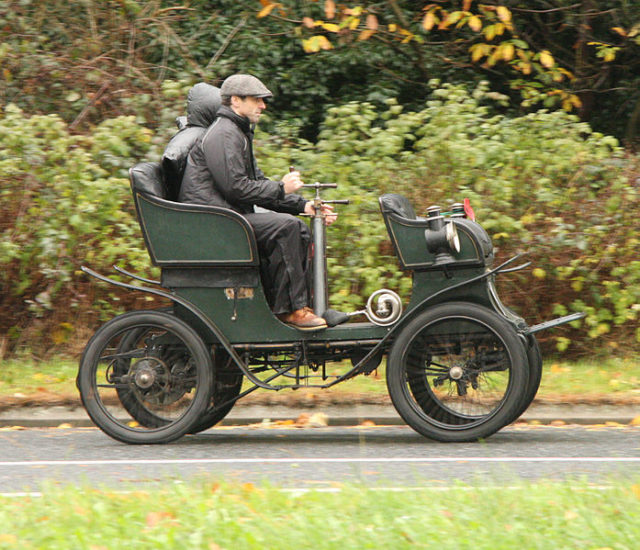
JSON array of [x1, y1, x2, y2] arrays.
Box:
[[78, 310, 212, 444], [509, 333, 543, 423], [386, 302, 529, 442], [188, 349, 243, 434]]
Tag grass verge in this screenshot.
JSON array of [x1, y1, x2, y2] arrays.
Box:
[[0, 478, 639, 549], [0, 356, 638, 406]]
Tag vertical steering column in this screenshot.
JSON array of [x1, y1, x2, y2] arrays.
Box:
[[311, 188, 329, 315], [301, 182, 348, 316]]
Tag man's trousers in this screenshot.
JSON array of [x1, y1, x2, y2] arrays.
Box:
[[244, 212, 311, 315]]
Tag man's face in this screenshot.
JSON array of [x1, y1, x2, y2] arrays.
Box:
[[232, 95, 267, 124]]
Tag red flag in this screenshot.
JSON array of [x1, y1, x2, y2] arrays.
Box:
[[463, 198, 476, 221]]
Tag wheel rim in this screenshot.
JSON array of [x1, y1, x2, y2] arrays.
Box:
[[401, 315, 515, 430], [91, 323, 203, 433]]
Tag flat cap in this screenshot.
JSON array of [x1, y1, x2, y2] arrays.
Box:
[[220, 74, 273, 99]]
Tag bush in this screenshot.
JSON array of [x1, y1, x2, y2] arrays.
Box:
[[0, 104, 157, 353]]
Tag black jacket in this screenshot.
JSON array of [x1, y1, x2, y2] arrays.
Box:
[[162, 83, 221, 201], [178, 106, 306, 215]]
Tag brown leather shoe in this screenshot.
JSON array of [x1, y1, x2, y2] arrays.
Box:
[[277, 308, 328, 331]]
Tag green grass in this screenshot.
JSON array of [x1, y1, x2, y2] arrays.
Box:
[[0, 358, 78, 398], [0, 478, 639, 549], [0, 356, 638, 401]]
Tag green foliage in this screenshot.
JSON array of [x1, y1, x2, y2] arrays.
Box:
[[2, 0, 639, 145], [0, 103, 160, 351]]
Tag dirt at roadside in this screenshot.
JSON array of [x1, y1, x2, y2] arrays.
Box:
[[1, 389, 639, 413]]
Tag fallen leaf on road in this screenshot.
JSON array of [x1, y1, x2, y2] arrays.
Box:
[[359, 419, 376, 427], [308, 412, 328, 427]]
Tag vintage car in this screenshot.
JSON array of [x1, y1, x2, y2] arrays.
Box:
[[77, 159, 582, 445]]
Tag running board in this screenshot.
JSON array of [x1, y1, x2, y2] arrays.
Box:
[[527, 312, 586, 334]]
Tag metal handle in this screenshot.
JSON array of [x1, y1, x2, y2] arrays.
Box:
[[302, 182, 338, 189]]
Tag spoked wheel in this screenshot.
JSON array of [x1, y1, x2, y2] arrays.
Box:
[[189, 348, 244, 434], [386, 302, 529, 442], [77, 310, 212, 444]]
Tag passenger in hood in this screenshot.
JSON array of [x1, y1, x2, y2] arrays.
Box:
[[161, 82, 221, 201]]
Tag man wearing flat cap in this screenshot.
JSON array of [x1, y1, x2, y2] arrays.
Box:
[[180, 74, 336, 330]]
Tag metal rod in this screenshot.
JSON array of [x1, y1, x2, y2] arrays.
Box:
[[312, 213, 328, 315]]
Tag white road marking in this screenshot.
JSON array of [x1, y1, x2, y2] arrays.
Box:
[[0, 456, 638, 467]]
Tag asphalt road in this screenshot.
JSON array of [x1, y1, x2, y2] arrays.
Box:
[[1, 424, 639, 493]]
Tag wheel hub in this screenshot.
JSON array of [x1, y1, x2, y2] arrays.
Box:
[[133, 361, 158, 389], [449, 365, 464, 380]]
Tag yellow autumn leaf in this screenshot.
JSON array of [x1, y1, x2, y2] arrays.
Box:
[[502, 43, 515, 60], [349, 17, 360, 30], [257, 2, 280, 18], [496, 6, 512, 23], [422, 11, 436, 31], [358, 29, 375, 41], [445, 11, 463, 27], [532, 267, 547, 279], [303, 35, 333, 53], [321, 22, 339, 33], [325, 0, 335, 19], [469, 43, 489, 62], [468, 15, 482, 32], [611, 26, 627, 36], [318, 35, 333, 49], [388, 23, 397, 32], [569, 94, 582, 109], [604, 50, 616, 62], [539, 50, 555, 68]]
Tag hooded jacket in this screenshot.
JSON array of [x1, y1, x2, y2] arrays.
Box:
[[161, 83, 221, 200], [178, 105, 306, 215]]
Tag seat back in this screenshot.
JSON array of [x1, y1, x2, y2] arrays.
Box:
[[379, 193, 417, 220], [129, 162, 259, 269], [129, 161, 169, 199]]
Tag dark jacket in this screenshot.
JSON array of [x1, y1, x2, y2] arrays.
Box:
[[162, 83, 221, 200], [178, 106, 306, 215]]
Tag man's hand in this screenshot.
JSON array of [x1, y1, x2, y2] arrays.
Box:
[[282, 170, 303, 194], [304, 201, 338, 226]]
